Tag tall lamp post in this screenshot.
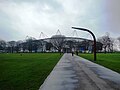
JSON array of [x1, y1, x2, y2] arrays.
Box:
[[72, 27, 97, 61]]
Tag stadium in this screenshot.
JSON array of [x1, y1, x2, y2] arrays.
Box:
[[19, 30, 102, 53]]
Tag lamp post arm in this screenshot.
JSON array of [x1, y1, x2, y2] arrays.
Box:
[[72, 27, 96, 61]]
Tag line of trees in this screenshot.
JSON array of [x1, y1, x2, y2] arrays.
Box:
[[97, 33, 113, 53], [50, 35, 65, 53], [0, 33, 120, 53], [0, 37, 44, 53], [97, 33, 120, 53]]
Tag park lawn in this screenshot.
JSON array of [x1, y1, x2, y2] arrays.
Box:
[[79, 53, 120, 73], [0, 53, 62, 90]]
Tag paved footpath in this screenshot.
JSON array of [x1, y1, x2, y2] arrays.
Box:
[[39, 53, 120, 90]]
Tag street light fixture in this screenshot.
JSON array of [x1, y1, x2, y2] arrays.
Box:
[[72, 27, 96, 61]]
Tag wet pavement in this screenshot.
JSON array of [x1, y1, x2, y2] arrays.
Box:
[[39, 53, 120, 90]]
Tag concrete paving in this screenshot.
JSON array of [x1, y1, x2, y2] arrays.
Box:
[[39, 53, 120, 90]]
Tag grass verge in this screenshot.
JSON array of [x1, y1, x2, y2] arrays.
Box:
[[0, 53, 62, 90], [79, 53, 120, 73]]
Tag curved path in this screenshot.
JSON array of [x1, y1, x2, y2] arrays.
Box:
[[39, 53, 120, 90]]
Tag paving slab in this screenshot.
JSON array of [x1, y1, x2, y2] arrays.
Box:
[[39, 53, 120, 90]]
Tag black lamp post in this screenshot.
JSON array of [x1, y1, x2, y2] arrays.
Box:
[[72, 27, 97, 61]]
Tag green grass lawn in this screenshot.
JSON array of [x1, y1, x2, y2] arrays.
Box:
[[79, 53, 120, 73], [0, 53, 62, 90]]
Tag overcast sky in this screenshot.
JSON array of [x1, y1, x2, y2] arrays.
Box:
[[0, 0, 120, 41]]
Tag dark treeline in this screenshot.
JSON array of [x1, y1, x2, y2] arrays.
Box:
[[0, 33, 120, 53]]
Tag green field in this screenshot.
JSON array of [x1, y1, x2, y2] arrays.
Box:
[[79, 53, 120, 73], [0, 53, 62, 90]]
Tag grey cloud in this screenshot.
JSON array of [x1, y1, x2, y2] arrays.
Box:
[[104, 0, 120, 33], [0, 0, 120, 41]]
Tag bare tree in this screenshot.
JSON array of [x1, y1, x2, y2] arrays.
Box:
[[0, 40, 6, 52], [117, 37, 120, 49], [50, 35, 65, 54], [32, 40, 42, 53], [46, 42, 53, 51], [26, 37, 36, 52], [7, 41, 16, 53], [14, 40, 23, 53], [97, 33, 114, 53]]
